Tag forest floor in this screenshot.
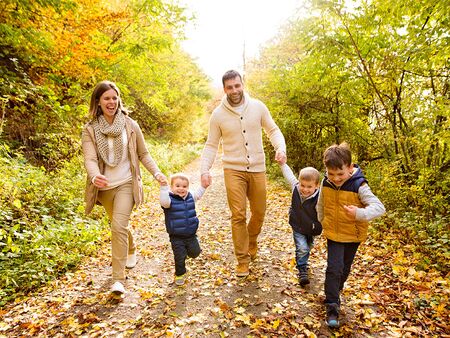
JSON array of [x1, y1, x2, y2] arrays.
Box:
[[0, 157, 448, 337]]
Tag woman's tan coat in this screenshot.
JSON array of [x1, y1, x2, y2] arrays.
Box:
[[82, 115, 161, 214]]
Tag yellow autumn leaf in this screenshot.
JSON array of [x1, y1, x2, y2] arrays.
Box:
[[272, 318, 280, 329], [235, 313, 251, 325], [250, 318, 265, 329], [12, 199, 22, 208], [234, 306, 246, 314], [392, 265, 405, 276]]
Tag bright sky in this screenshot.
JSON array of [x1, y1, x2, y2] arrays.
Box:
[[180, 0, 304, 87]]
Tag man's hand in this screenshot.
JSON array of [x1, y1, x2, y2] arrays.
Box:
[[201, 173, 212, 188], [275, 150, 287, 165]]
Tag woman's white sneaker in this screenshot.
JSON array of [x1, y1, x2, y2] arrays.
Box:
[[126, 253, 137, 269], [111, 281, 125, 295]]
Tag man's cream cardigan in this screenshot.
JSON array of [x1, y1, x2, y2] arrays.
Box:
[[201, 93, 286, 174]]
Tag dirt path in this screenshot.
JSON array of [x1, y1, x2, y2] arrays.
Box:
[[1, 157, 446, 337]]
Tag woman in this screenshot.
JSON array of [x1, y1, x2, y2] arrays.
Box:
[[82, 80, 166, 295]]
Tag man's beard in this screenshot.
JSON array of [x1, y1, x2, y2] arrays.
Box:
[[227, 91, 243, 105]]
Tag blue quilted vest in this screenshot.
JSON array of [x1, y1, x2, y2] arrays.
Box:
[[289, 188, 322, 236], [162, 192, 199, 237]]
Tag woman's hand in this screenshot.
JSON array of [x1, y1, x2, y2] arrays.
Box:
[[93, 174, 109, 188], [156, 173, 168, 185]]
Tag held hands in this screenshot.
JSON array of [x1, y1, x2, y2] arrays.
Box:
[[156, 173, 168, 186], [275, 150, 287, 165], [343, 205, 358, 219], [201, 173, 212, 188]]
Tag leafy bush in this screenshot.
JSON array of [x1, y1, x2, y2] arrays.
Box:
[[365, 161, 449, 273]]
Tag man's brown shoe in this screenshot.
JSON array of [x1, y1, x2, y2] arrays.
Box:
[[236, 263, 249, 277]]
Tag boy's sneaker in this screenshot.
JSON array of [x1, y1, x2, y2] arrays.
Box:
[[298, 268, 310, 286], [325, 303, 340, 328], [174, 274, 186, 286], [111, 281, 125, 295], [236, 263, 249, 277]]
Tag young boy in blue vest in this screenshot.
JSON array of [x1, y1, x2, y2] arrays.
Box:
[[160, 173, 206, 286], [317, 143, 385, 327], [279, 158, 322, 286]]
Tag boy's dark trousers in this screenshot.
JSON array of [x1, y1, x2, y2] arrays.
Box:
[[170, 235, 201, 276], [325, 239, 360, 305]]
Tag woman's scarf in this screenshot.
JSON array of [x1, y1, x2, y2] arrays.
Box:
[[92, 111, 126, 167]]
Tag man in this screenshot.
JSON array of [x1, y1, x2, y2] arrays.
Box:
[[201, 70, 286, 277]]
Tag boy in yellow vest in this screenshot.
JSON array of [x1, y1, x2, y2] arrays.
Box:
[[317, 143, 385, 328]]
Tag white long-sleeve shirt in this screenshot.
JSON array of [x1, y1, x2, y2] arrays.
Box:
[[159, 185, 206, 208]]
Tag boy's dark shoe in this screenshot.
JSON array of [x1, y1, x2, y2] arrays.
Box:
[[325, 303, 340, 328], [298, 268, 310, 286]]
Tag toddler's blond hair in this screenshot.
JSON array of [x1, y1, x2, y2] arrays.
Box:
[[170, 173, 190, 186], [299, 167, 320, 184]]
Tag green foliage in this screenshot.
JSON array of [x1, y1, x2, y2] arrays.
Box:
[[139, 140, 203, 189], [0, 217, 106, 307], [371, 212, 449, 273], [247, 0, 449, 271], [115, 46, 211, 143], [0, 147, 106, 306], [0, 0, 212, 168], [0, 139, 201, 306]]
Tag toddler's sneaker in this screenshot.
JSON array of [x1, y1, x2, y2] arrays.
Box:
[[174, 274, 186, 286], [325, 303, 340, 328], [298, 268, 310, 286]]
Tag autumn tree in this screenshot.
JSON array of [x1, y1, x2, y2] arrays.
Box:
[[0, 0, 211, 168], [246, 0, 449, 219]]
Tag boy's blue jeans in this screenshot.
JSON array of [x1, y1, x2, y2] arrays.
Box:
[[293, 231, 313, 271], [325, 239, 360, 305], [170, 235, 201, 276]]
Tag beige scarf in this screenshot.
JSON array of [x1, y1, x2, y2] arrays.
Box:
[[92, 111, 126, 167]]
